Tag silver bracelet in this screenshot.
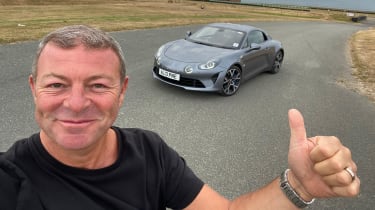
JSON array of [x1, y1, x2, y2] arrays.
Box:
[[280, 169, 315, 208]]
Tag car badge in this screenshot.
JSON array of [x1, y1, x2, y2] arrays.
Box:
[[184, 66, 193, 74]]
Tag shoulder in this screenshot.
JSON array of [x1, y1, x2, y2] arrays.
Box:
[[0, 134, 38, 190], [0, 156, 26, 207], [2, 134, 39, 162], [114, 127, 162, 139], [112, 126, 181, 162], [0, 134, 40, 184], [113, 127, 167, 148], [0, 156, 26, 184], [0, 157, 44, 209]]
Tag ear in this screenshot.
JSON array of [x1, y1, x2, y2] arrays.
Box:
[[118, 76, 129, 107], [28, 74, 37, 101]]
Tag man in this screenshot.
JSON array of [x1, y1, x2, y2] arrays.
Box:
[[0, 25, 360, 209]]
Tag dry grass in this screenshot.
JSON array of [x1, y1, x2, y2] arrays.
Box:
[[0, 0, 356, 43], [349, 28, 375, 102]]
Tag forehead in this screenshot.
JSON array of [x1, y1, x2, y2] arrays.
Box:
[[37, 43, 121, 77], [39, 43, 119, 62]]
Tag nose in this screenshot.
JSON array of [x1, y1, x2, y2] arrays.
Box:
[[63, 85, 91, 113]]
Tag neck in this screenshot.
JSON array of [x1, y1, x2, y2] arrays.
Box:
[[40, 129, 118, 169]]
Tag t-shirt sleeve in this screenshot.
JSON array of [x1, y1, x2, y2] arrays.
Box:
[[0, 160, 18, 209], [0, 157, 44, 210], [159, 140, 204, 209]]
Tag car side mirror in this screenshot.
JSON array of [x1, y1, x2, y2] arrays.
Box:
[[185, 31, 192, 39], [250, 43, 261, 50]]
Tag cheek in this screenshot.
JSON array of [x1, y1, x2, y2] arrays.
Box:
[[96, 96, 122, 116], [101, 98, 120, 113], [33, 96, 58, 127], [35, 95, 63, 113], [34, 93, 121, 116]]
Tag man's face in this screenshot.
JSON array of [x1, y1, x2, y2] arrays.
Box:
[[29, 43, 128, 151]]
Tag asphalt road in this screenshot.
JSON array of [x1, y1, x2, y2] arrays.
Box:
[[1, 21, 374, 209]]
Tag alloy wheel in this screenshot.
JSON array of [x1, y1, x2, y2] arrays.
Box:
[[221, 66, 241, 96]]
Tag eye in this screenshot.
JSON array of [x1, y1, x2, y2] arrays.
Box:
[[48, 83, 64, 89], [92, 83, 106, 89], [91, 83, 110, 92]]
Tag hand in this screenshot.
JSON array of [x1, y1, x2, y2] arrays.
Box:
[[287, 109, 360, 199]]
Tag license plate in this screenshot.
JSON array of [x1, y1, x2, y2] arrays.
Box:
[[159, 68, 180, 81]]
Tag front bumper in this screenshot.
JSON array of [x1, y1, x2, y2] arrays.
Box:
[[152, 59, 227, 92]]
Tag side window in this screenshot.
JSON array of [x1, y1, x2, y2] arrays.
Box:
[[247, 30, 266, 45]]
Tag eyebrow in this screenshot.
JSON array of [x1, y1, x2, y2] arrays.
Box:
[[39, 73, 116, 82], [39, 73, 67, 81]]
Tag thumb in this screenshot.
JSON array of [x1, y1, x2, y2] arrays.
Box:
[[288, 109, 307, 148]]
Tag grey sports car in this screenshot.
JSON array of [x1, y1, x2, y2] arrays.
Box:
[[152, 23, 284, 96]]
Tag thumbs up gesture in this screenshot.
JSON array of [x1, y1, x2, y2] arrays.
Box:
[[287, 109, 360, 199]]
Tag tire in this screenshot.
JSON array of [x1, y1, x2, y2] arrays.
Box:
[[269, 50, 283, 74], [220, 66, 241, 96]]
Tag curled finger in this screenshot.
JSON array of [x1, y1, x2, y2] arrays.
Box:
[[310, 136, 342, 163], [331, 177, 361, 197], [322, 167, 357, 187], [313, 148, 353, 176]]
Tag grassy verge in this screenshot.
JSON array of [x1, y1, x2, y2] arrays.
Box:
[[0, 0, 374, 102], [350, 28, 375, 102]]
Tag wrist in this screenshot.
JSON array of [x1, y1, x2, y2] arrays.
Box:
[[280, 169, 315, 208], [287, 169, 314, 201]]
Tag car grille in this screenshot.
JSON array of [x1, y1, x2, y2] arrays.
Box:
[[153, 67, 205, 88]]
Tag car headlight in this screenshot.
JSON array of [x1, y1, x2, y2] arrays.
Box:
[[199, 60, 218, 70], [155, 46, 165, 58]]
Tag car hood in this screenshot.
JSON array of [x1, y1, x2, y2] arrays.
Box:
[[164, 39, 232, 62]]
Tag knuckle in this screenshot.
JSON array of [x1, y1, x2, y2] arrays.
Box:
[[342, 147, 352, 158], [346, 184, 360, 197], [331, 160, 345, 171], [330, 136, 341, 144], [336, 172, 352, 185], [327, 136, 343, 148]]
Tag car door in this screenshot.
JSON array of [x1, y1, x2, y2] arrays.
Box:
[[240, 30, 271, 80]]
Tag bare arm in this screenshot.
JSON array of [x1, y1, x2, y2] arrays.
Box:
[[185, 109, 360, 210], [186, 179, 299, 210]]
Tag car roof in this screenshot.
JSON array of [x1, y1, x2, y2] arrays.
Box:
[[206, 23, 258, 32]]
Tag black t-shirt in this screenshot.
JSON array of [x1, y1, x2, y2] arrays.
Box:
[[0, 127, 204, 210]]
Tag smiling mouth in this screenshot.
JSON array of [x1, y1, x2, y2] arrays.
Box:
[[59, 119, 95, 127]]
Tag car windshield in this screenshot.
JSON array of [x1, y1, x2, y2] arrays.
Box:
[[187, 26, 245, 49]]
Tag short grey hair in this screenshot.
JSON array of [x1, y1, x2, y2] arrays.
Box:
[[31, 25, 126, 83]]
